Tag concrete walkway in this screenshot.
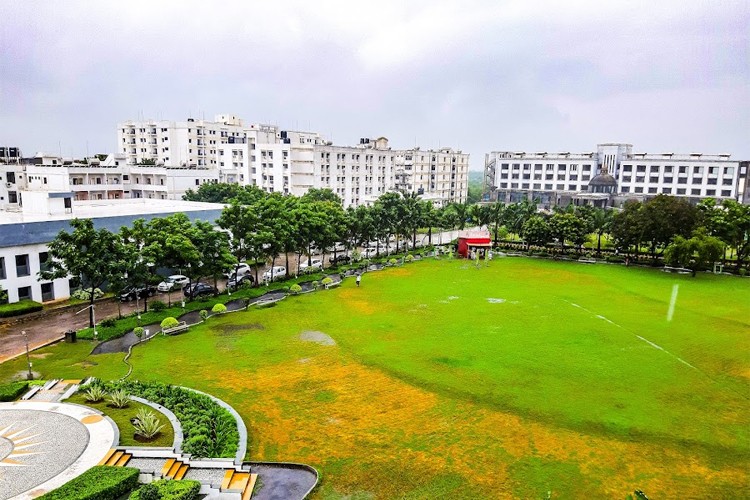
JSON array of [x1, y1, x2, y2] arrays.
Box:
[[0, 401, 117, 500]]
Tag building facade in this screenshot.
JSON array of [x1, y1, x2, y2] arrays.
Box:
[[484, 143, 748, 207]]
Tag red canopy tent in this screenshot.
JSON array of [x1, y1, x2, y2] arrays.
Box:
[[457, 230, 491, 258]]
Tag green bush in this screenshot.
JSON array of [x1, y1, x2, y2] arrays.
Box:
[[100, 318, 117, 328], [290, 284, 302, 294], [71, 288, 104, 301], [129, 479, 201, 500], [133, 408, 165, 439], [605, 255, 625, 263], [160, 317, 179, 329], [39, 465, 139, 500], [211, 303, 227, 313], [405, 254, 415, 262], [312, 280, 320, 289], [84, 385, 107, 403], [388, 258, 398, 266], [108, 389, 130, 409], [149, 300, 167, 312], [100, 380, 238, 458], [321, 277, 333, 286], [0, 300, 44, 318], [199, 309, 209, 321], [0, 381, 29, 402], [133, 327, 145, 340]]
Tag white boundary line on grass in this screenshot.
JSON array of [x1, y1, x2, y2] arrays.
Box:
[[565, 300, 697, 371]]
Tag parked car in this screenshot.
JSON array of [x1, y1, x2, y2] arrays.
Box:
[[224, 262, 251, 279], [262, 266, 286, 282], [329, 254, 351, 265], [299, 259, 323, 273], [157, 274, 189, 292], [333, 242, 347, 252], [183, 282, 217, 298], [363, 247, 378, 258], [119, 285, 157, 302], [227, 273, 254, 289]]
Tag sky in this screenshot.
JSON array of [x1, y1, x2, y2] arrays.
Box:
[[1, 0, 748, 170]]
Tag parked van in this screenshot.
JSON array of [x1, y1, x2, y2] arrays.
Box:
[[262, 266, 286, 282]]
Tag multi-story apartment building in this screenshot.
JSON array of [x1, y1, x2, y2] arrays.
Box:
[[484, 143, 748, 208], [117, 114, 469, 207]]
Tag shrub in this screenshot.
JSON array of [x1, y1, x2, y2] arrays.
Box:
[[39, 465, 139, 500], [133, 408, 165, 439], [104, 380, 238, 458], [129, 480, 201, 500], [108, 389, 130, 408], [100, 317, 117, 328], [149, 300, 167, 312], [312, 280, 319, 289], [290, 284, 302, 295], [740, 268, 747, 277], [72, 288, 104, 301], [0, 381, 29, 401], [160, 317, 179, 329], [133, 327, 145, 341], [405, 254, 415, 263], [605, 256, 625, 263], [351, 248, 362, 262], [388, 258, 398, 266], [199, 309, 209, 321], [84, 385, 107, 403], [211, 303, 227, 313], [0, 300, 44, 318], [321, 277, 333, 287]]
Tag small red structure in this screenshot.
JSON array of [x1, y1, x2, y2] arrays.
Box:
[[457, 230, 491, 258]]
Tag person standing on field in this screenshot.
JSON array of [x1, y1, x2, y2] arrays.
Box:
[[356, 274, 362, 287]]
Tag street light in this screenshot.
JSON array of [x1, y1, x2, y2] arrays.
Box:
[[21, 330, 32, 380]]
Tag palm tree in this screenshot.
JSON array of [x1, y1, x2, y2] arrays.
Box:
[[488, 201, 505, 246], [592, 208, 614, 255]]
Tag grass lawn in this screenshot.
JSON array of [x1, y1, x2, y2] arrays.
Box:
[[0, 258, 747, 498], [66, 393, 174, 448]]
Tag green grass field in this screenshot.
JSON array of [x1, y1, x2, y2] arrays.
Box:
[[1, 258, 748, 498]]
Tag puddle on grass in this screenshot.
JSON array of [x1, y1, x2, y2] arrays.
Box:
[[299, 331, 336, 346]]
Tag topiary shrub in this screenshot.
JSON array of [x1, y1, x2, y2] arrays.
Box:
[[312, 280, 319, 290], [129, 479, 201, 500], [160, 317, 179, 330], [211, 303, 227, 314], [72, 288, 104, 301], [290, 284, 302, 295], [199, 309, 209, 321], [39, 465, 139, 500], [149, 300, 167, 312], [388, 258, 398, 266], [133, 327, 145, 341], [405, 254, 415, 263], [321, 277, 333, 288]]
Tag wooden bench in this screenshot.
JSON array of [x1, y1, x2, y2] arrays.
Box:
[[162, 321, 189, 335], [662, 266, 691, 274], [578, 258, 596, 264]]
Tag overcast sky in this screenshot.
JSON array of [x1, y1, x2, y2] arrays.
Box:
[[1, 1, 748, 170]]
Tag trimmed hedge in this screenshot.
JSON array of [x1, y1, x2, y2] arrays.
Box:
[[129, 479, 201, 500], [39, 465, 139, 500], [0, 300, 44, 318], [0, 381, 29, 401]]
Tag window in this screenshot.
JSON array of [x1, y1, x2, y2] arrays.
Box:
[[648, 187, 658, 193], [622, 176, 632, 183], [195, 179, 200, 186], [0, 257, 5, 279], [569, 175, 578, 181], [664, 166, 673, 173], [662, 187, 672, 194], [522, 183, 529, 189], [650, 166, 660, 173], [15, 254, 29, 277], [533, 183, 541, 189], [636, 177, 645, 183], [635, 187, 643, 193], [693, 166, 703, 174], [663, 177, 673, 184], [637, 165, 646, 173], [721, 190, 732, 197], [678, 177, 688, 184], [534, 174, 542, 180], [725, 167, 735, 175], [41, 283, 54, 302], [691, 189, 701, 195], [723, 178, 733, 185], [623, 165, 632, 172], [568, 184, 577, 190], [556, 184, 564, 190], [650, 176, 659, 183], [39, 252, 50, 272], [545, 184, 553, 190], [679, 166, 687, 174], [558, 164, 566, 171], [677, 188, 686, 195], [18, 286, 31, 301], [706, 189, 716, 196], [621, 186, 630, 193]]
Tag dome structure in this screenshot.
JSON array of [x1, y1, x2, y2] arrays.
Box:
[[588, 173, 617, 194]]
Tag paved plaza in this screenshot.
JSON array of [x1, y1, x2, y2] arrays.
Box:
[[0, 401, 116, 500]]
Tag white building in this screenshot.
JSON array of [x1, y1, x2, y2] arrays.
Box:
[[484, 143, 748, 207], [0, 198, 224, 305], [118, 114, 469, 207]]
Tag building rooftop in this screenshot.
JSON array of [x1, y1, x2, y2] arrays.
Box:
[[0, 198, 225, 225]]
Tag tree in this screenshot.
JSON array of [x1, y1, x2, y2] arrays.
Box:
[[193, 220, 234, 291], [611, 200, 645, 258], [301, 188, 343, 205], [488, 201, 506, 246], [217, 202, 256, 281], [665, 228, 723, 277], [447, 202, 470, 230], [146, 214, 202, 297], [119, 219, 159, 313], [700, 199, 750, 270], [521, 215, 551, 248], [549, 212, 588, 253], [40, 219, 125, 327], [591, 208, 614, 255], [0, 284, 7, 304], [182, 182, 244, 203], [641, 195, 699, 261]]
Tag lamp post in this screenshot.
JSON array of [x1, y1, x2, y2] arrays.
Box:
[[21, 330, 32, 380], [75, 304, 97, 340]]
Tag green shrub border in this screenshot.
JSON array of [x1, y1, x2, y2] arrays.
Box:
[[39, 465, 139, 500], [0, 381, 29, 401], [129, 479, 201, 500], [0, 300, 44, 318]]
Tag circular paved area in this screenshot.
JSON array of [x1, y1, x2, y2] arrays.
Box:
[[0, 402, 116, 500]]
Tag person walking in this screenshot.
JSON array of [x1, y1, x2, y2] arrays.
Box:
[[356, 274, 362, 287]]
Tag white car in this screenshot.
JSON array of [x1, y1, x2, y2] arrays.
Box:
[[363, 247, 378, 258], [224, 262, 251, 279], [333, 242, 347, 252], [262, 266, 286, 282], [299, 259, 323, 273], [157, 274, 189, 292]]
